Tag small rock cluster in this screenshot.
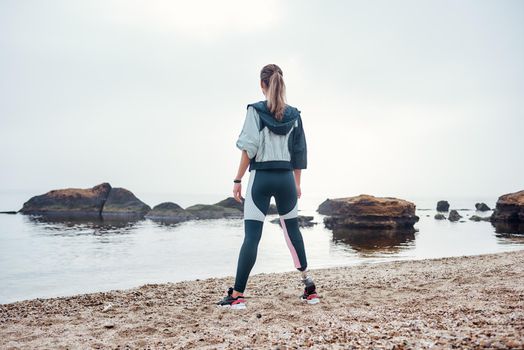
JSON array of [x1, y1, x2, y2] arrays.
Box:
[[16, 182, 316, 228], [434, 200, 492, 222]]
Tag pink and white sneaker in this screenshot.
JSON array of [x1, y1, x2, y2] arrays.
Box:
[[300, 277, 320, 304], [216, 287, 247, 309]]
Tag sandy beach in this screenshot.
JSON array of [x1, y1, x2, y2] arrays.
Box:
[[1, 250, 523, 349]]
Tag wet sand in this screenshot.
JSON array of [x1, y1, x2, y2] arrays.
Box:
[[1, 249, 523, 349]]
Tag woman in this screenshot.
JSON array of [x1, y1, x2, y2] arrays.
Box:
[[216, 64, 319, 309]]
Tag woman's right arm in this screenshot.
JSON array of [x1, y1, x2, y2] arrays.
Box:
[[233, 106, 260, 203], [233, 150, 250, 203]]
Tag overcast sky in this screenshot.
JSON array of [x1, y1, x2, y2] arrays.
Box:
[[1, 0, 523, 203]]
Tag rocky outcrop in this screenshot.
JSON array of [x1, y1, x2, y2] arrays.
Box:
[[147, 197, 277, 222], [19, 183, 112, 217], [270, 215, 316, 228], [434, 213, 446, 220], [214, 197, 278, 214], [490, 190, 524, 234], [145, 202, 196, 223], [491, 191, 524, 223], [101, 188, 151, 218], [319, 195, 419, 229], [214, 197, 243, 212], [448, 210, 462, 222], [185, 204, 242, 220], [475, 203, 491, 211], [436, 200, 450, 212], [18, 183, 150, 219]]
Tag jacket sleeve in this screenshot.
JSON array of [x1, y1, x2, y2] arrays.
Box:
[[291, 115, 307, 169], [235, 106, 260, 159]]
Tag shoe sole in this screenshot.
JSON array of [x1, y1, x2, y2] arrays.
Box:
[[301, 297, 320, 305], [216, 303, 246, 310]]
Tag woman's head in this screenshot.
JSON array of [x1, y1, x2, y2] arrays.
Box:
[[260, 64, 287, 121]]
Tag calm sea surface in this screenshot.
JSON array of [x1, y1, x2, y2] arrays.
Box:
[[1, 191, 523, 304]]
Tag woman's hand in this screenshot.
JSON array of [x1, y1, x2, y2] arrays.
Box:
[[233, 183, 243, 203], [293, 169, 302, 199]]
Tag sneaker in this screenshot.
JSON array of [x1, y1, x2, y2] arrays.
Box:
[[300, 277, 320, 304], [216, 287, 247, 309]]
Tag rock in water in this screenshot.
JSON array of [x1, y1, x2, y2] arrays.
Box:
[[19, 183, 151, 219], [448, 210, 462, 222], [491, 190, 524, 234], [469, 215, 491, 222], [18, 183, 112, 217], [475, 202, 491, 211], [434, 213, 446, 220], [145, 202, 195, 223], [491, 191, 524, 222], [436, 200, 450, 212], [214, 197, 243, 212], [185, 204, 242, 220], [321, 194, 419, 229], [101, 188, 151, 218]]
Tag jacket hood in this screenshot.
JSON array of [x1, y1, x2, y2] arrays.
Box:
[[247, 100, 300, 135]]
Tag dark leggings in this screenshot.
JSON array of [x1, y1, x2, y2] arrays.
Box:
[[234, 169, 307, 293]]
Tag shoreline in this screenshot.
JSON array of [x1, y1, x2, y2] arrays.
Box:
[[1, 250, 523, 349]]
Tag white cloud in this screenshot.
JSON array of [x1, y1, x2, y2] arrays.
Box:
[[97, 0, 283, 41]]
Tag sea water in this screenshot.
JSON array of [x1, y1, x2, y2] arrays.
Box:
[[1, 191, 523, 304]]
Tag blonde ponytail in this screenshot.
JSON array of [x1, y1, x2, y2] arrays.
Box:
[[260, 64, 287, 121]]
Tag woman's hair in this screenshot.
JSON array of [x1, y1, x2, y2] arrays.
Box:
[[260, 64, 287, 121]]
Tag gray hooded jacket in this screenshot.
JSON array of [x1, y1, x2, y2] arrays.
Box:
[[236, 100, 307, 171]]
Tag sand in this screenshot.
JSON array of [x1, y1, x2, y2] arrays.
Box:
[[1, 250, 523, 349]]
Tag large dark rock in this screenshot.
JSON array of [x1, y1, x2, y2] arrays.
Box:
[[18, 183, 112, 217], [185, 204, 242, 220], [490, 190, 524, 234], [19, 183, 151, 219], [491, 190, 524, 223], [448, 210, 462, 222], [145, 202, 195, 223], [436, 200, 450, 212], [475, 203, 491, 211], [101, 188, 151, 218], [320, 194, 419, 229]]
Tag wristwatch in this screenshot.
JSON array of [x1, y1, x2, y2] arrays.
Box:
[[233, 179, 241, 183]]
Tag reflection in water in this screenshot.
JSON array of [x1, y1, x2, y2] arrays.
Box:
[[23, 214, 143, 236], [492, 221, 524, 236], [146, 218, 187, 228], [332, 227, 417, 255]]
